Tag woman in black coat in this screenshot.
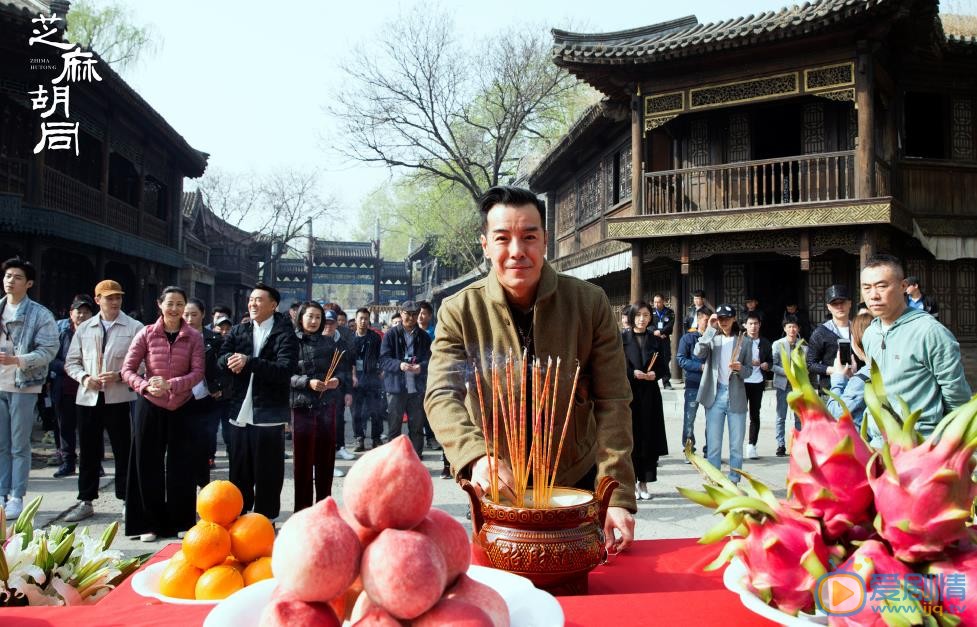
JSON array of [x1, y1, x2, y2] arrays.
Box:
[[289, 301, 348, 511], [622, 300, 669, 501]]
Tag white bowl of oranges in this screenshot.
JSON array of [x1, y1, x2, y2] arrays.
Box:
[[131, 480, 275, 604]]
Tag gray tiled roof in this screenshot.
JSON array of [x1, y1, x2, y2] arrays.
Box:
[[181, 189, 201, 219], [314, 240, 374, 259], [552, 0, 893, 68]]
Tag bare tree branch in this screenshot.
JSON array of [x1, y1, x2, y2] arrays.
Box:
[[329, 6, 579, 205]]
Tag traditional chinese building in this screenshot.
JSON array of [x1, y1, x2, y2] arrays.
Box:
[[530, 0, 977, 362], [0, 0, 208, 318], [275, 240, 411, 309], [180, 189, 269, 319]]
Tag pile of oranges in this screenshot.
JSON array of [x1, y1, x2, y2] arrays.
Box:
[[158, 480, 276, 601]]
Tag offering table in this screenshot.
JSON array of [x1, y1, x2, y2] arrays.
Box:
[[0, 538, 777, 626]]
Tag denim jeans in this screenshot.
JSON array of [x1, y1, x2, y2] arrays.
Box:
[[683, 386, 700, 451], [0, 391, 38, 499], [704, 383, 747, 483], [775, 387, 800, 447]]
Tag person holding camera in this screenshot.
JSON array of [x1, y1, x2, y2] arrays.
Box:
[[379, 300, 432, 457]]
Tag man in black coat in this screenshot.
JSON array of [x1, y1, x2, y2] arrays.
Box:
[[806, 284, 852, 392], [351, 307, 383, 452], [742, 312, 773, 460], [379, 300, 432, 457], [650, 294, 676, 389], [218, 283, 298, 520]]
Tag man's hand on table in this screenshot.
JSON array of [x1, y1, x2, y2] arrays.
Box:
[[604, 506, 634, 554]]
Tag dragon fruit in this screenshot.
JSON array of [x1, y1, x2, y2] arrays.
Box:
[[782, 347, 875, 540], [926, 546, 977, 626], [829, 540, 936, 627], [864, 370, 977, 563], [678, 452, 836, 616]]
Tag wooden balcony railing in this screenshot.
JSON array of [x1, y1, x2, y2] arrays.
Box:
[[43, 166, 102, 221], [107, 195, 138, 234], [897, 159, 977, 215], [0, 157, 28, 196], [143, 214, 169, 245], [642, 150, 856, 215]]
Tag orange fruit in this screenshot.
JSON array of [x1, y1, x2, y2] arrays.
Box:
[[194, 564, 244, 601], [169, 549, 188, 565], [158, 559, 202, 600], [228, 513, 275, 563], [223, 556, 246, 573], [197, 480, 244, 526], [242, 556, 273, 586], [182, 521, 232, 570]]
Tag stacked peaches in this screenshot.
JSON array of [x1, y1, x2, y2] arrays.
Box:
[[159, 480, 275, 601], [261, 435, 509, 626]]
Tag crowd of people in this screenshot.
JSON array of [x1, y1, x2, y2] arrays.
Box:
[[623, 254, 972, 487], [0, 185, 972, 555], [0, 255, 445, 541]]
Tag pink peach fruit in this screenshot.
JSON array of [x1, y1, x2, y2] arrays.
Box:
[[271, 497, 361, 602], [339, 504, 379, 547], [413, 598, 494, 627], [446, 574, 511, 627], [352, 606, 403, 627], [361, 529, 447, 619], [414, 508, 471, 584], [343, 435, 433, 530], [258, 595, 339, 627]]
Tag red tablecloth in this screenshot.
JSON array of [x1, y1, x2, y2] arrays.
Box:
[[0, 539, 776, 626]]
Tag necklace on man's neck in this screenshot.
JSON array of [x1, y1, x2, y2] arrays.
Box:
[[512, 305, 535, 351]]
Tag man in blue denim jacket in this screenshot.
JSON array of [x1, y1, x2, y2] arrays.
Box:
[[676, 308, 710, 459], [0, 258, 58, 519]]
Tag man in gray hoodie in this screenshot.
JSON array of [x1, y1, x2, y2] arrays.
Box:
[[860, 255, 971, 435]]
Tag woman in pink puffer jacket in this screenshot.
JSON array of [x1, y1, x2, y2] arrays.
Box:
[[122, 285, 204, 542]]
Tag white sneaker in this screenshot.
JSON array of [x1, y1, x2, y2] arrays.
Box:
[[336, 447, 355, 461], [4, 496, 23, 519], [746, 444, 759, 459], [333, 467, 346, 477], [139, 532, 157, 542]]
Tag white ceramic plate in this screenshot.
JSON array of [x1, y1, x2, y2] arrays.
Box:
[[722, 557, 828, 626], [130, 560, 219, 606], [203, 564, 564, 627]]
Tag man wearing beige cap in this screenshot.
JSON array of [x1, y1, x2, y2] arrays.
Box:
[[63, 280, 143, 522]]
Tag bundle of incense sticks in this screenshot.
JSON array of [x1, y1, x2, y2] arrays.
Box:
[[319, 350, 345, 396], [646, 352, 658, 373], [472, 349, 581, 509]]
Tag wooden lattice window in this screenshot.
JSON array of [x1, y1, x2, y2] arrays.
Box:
[[620, 145, 633, 201], [577, 165, 602, 224]]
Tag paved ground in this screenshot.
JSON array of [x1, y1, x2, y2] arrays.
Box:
[[21, 385, 791, 558]]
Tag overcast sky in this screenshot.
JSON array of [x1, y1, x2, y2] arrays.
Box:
[[122, 0, 793, 238]]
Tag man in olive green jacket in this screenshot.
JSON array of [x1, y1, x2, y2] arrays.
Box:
[[425, 186, 636, 553]]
